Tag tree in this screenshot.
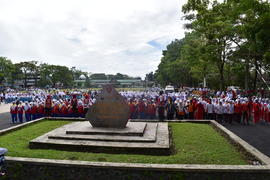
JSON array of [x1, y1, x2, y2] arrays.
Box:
[[16, 61, 39, 87], [183, 0, 236, 90], [145, 72, 155, 81], [0, 57, 14, 85], [90, 73, 107, 80], [155, 39, 187, 86]]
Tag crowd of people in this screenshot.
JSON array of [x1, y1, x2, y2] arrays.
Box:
[[4, 87, 270, 125]]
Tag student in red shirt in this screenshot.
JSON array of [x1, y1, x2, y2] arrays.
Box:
[[128, 99, 136, 119], [253, 100, 261, 123], [45, 95, 52, 116], [10, 102, 18, 123], [78, 102, 85, 118], [234, 100, 242, 123], [242, 101, 249, 125], [195, 101, 204, 120], [38, 103, 45, 118], [138, 99, 146, 119], [17, 102, 24, 123], [31, 103, 38, 120], [148, 100, 156, 119], [60, 103, 68, 117]]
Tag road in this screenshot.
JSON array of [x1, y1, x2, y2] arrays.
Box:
[[0, 112, 14, 130], [223, 123, 270, 157]]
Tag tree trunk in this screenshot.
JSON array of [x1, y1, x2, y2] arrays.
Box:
[[245, 59, 249, 91], [219, 66, 224, 91], [253, 60, 258, 91]]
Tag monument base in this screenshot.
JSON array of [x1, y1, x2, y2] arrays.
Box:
[[29, 121, 171, 155]]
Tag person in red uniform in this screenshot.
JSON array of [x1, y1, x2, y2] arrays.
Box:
[[234, 100, 242, 123], [67, 105, 73, 117], [60, 103, 68, 117], [128, 99, 136, 119], [147, 100, 156, 119], [195, 101, 204, 120], [38, 103, 45, 118], [17, 102, 24, 123], [77, 102, 85, 118], [31, 103, 38, 120], [45, 95, 52, 117], [253, 100, 261, 123], [71, 94, 78, 117], [138, 99, 146, 119], [10, 102, 18, 123], [242, 101, 249, 125], [52, 103, 60, 117]]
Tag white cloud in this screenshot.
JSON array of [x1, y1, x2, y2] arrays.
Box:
[[0, 0, 187, 78]]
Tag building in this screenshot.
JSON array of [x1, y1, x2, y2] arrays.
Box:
[[90, 79, 143, 88]]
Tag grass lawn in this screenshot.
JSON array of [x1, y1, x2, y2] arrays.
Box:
[[0, 120, 248, 165]]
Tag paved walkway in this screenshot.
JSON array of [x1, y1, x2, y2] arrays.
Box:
[[0, 103, 10, 113], [224, 123, 270, 157]]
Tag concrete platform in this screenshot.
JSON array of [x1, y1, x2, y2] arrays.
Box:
[[66, 121, 147, 136], [29, 121, 170, 155]]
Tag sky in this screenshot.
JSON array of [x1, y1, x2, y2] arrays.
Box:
[[0, 0, 187, 78]]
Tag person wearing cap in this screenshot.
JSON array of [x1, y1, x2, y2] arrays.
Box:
[[166, 97, 176, 120], [186, 100, 194, 120], [215, 101, 224, 123], [10, 102, 18, 123], [45, 95, 52, 116], [234, 100, 242, 123], [38, 103, 45, 118], [128, 99, 136, 119], [157, 91, 165, 121], [148, 100, 156, 119], [31, 103, 38, 120], [195, 101, 204, 120], [71, 94, 78, 117], [138, 99, 146, 119], [24, 102, 31, 121], [253, 99, 261, 124], [77, 102, 85, 118], [17, 102, 24, 123], [228, 101, 234, 124], [206, 100, 214, 120], [60, 103, 68, 117], [177, 101, 186, 120]]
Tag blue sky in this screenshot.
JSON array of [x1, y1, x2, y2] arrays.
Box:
[[0, 0, 186, 78]]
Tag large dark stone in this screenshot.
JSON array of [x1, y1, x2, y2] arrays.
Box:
[[86, 84, 130, 128]]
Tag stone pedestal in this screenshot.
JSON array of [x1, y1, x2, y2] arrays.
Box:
[[29, 121, 170, 155]]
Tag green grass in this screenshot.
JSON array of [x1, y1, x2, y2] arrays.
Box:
[[0, 121, 248, 165]]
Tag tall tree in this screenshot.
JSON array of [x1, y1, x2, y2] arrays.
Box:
[[16, 61, 39, 87], [0, 57, 14, 85], [183, 0, 236, 90]]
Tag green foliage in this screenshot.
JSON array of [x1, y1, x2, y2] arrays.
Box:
[[155, 0, 270, 90], [0, 57, 15, 85], [0, 120, 248, 165], [38, 64, 73, 88]]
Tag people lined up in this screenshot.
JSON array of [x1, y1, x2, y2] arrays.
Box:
[[9, 94, 92, 123], [8, 88, 270, 125]]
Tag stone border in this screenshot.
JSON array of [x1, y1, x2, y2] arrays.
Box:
[[1, 118, 270, 179]]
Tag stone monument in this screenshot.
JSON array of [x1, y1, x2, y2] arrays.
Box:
[[30, 84, 170, 155], [86, 84, 129, 128]]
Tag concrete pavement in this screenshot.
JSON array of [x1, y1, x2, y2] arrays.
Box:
[[0, 103, 10, 113]]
